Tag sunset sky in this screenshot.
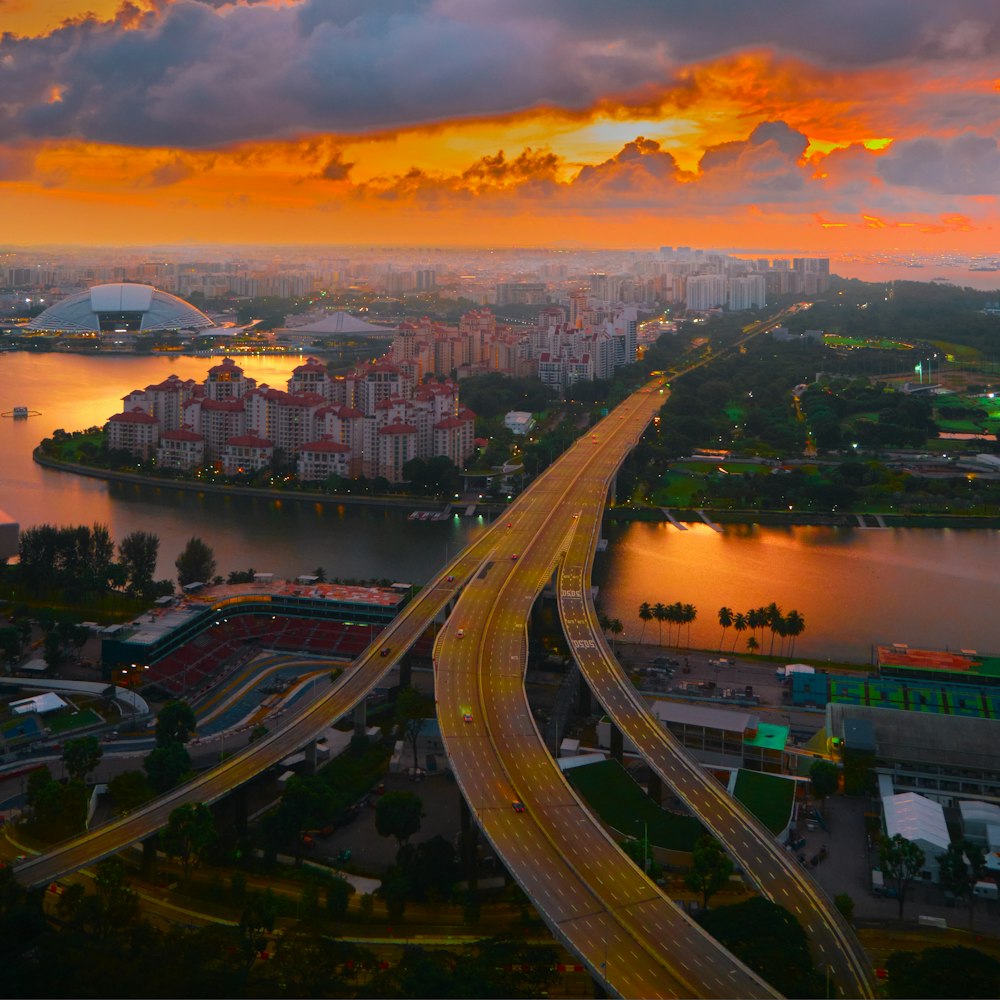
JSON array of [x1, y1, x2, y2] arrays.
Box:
[[1, 0, 999, 251]]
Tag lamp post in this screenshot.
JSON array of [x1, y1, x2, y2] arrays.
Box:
[[637, 820, 649, 873]]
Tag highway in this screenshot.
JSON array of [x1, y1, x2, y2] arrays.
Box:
[[435, 383, 777, 999], [17, 315, 873, 996], [553, 409, 876, 997], [15, 446, 604, 890]]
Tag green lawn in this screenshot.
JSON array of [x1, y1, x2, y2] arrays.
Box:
[[823, 335, 913, 350], [566, 758, 705, 851], [731, 771, 795, 835], [46, 707, 103, 734]]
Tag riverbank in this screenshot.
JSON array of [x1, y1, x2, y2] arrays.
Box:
[[605, 504, 1000, 530], [32, 450, 508, 517], [35, 451, 1000, 529]]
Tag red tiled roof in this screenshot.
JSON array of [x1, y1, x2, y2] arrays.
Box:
[[109, 407, 158, 424], [226, 435, 273, 449], [379, 422, 417, 435]]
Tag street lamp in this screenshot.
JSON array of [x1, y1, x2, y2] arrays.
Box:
[[636, 820, 649, 873]]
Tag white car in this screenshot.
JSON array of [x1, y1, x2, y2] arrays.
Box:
[[456, 627, 465, 638]]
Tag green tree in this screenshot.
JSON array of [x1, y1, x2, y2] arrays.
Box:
[[175, 536, 216, 588], [937, 840, 986, 918], [879, 833, 926, 920], [886, 946, 1000, 999], [239, 891, 277, 975], [681, 603, 696, 646], [276, 774, 336, 859], [653, 601, 667, 646], [609, 617, 624, 649], [809, 759, 839, 816], [91, 856, 140, 941], [144, 742, 192, 794], [62, 735, 103, 783], [118, 530, 159, 595], [161, 803, 216, 894], [326, 876, 355, 919], [684, 835, 733, 910], [834, 892, 855, 923], [107, 770, 155, 814], [375, 791, 425, 847], [719, 607, 733, 653], [784, 609, 805, 656], [697, 896, 824, 999], [732, 611, 747, 651], [155, 699, 197, 747], [638, 602, 654, 643], [394, 686, 434, 774]]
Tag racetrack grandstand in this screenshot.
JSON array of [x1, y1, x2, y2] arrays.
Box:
[[876, 643, 1000, 686], [789, 669, 1000, 721], [101, 581, 429, 695]]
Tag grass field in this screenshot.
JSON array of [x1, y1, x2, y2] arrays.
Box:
[[46, 707, 103, 734], [823, 334, 913, 350], [566, 758, 705, 851], [731, 771, 794, 835]]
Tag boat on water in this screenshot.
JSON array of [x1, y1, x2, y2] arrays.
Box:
[[2, 406, 38, 418]]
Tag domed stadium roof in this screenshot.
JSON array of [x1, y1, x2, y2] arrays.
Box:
[[27, 283, 214, 334]]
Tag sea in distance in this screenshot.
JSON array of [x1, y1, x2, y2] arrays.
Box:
[[2, 351, 998, 663]]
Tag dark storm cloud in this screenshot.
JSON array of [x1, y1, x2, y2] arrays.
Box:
[[0, 0, 665, 147], [877, 132, 1000, 194], [1, 0, 998, 148], [483, 0, 1000, 65]]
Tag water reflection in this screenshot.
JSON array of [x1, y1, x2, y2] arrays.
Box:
[[597, 521, 1000, 663]]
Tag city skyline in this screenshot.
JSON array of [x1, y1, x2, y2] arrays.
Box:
[[1, 1, 999, 252]]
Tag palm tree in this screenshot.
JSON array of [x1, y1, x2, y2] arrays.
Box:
[[717, 607, 733, 651], [774, 615, 790, 656], [732, 612, 747, 651], [765, 603, 782, 656], [682, 604, 697, 647], [671, 602, 685, 646], [598, 612, 612, 638], [653, 602, 668, 646], [748, 607, 766, 647], [638, 602, 653, 644], [609, 618, 624, 649], [746, 635, 760, 654], [784, 609, 805, 656]]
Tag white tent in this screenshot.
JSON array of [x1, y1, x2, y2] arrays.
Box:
[[281, 311, 394, 336], [883, 792, 950, 881], [10, 692, 68, 716]]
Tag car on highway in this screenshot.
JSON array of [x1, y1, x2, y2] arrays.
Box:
[[511, 800, 525, 813], [511, 553, 518, 561], [507, 521, 513, 528], [463, 712, 473, 724], [380, 647, 391, 657], [456, 627, 464, 638], [446, 575, 455, 582]]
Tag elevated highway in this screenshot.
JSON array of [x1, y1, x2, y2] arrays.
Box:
[[18, 343, 873, 997], [555, 401, 875, 999], [435, 381, 777, 998]]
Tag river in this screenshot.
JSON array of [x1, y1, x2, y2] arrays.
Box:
[[2, 352, 997, 662]]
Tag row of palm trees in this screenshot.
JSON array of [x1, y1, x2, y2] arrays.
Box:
[[637, 601, 698, 648], [717, 604, 806, 657]]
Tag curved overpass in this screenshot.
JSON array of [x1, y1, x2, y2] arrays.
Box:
[[554, 395, 876, 999], [436, 383, 777, 999], [19, 366, 872, 998]]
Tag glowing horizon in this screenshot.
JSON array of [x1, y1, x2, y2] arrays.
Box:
[[1, 1, 998, 252]]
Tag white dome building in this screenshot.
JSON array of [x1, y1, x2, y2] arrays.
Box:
[[27, 282, 214, 334]]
